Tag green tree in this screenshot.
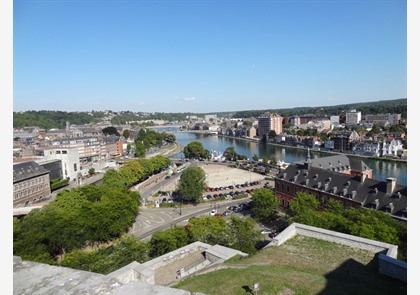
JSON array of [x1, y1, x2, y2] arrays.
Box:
[[228, 216, 261, 255], [134, 141, 146, 157], [177, 166, 207, 203], [267, 130, 277, 140], [289, 191, 320, 216], [252, 154, 259, 162], [251, 188, 279, 222], [60, 236, 149, 274], [223, 146, 240, 161], [122, 129, 130, 139], [270, 156, 277, 166], [149, 226, 190, 257], [183, 141, 208, 159], [188, 216, 232, 246], [102, 126, 120, 136], [88, 168, 95, 176]]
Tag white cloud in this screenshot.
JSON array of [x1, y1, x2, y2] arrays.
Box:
[[184, 97, 196, 101]]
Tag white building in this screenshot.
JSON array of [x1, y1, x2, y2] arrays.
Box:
[[345, 109, 362, 125], [34, 147, 81, 180], [382, 139, 404, 157]]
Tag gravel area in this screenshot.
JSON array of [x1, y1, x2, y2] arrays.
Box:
[[161, 164, 266, 191]]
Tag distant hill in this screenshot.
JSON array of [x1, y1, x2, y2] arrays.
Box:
[[227, 98, 407, 119], [13, 98, 407, 129]]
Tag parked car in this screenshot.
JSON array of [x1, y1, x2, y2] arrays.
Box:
[[223, 210, 233, 216], [261, 228, 273, 235], [209, 209, 217, 216]]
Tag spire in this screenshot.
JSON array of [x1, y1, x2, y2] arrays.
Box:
[[303, 147, 312, 169]]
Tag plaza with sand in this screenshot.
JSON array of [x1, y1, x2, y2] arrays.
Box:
[[161, 163, 266, 191]]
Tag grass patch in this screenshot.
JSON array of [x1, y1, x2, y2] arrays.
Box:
[[172, 235, 406, 295]]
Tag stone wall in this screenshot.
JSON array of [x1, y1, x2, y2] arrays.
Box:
[[266, 223, 406, 282]]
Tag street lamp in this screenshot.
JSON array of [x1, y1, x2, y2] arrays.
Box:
[[180, 195, 183, 215]]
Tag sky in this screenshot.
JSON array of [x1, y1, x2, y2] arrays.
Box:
[[12, 0, 407, 114]]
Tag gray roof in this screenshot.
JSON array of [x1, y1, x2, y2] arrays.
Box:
[[104, 134, 121, 143], [295, 154, 372, 174], [278, 161, 406, 220], [13, 256, 195, 295], [13, 161, 50, 183]]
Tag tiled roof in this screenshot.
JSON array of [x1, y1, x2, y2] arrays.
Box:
[[13, 161, 50, 183], [278, 158, 406, 220]]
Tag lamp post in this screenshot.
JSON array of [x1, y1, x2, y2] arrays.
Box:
[[180, 194, 183, 215]]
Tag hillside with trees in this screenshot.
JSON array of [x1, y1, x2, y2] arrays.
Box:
[[13, 155, 171, 265], [13, 99, 407, 129], [13, 110, 106, 129], [231, 98, 407, 119]]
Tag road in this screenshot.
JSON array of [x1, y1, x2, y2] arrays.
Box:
[[130, 197, 253, 241]]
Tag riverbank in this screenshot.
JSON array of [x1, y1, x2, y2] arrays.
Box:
[[145, 142, 184, 159], [215, 133, 407, 164]]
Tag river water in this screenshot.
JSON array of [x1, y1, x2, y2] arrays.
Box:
[[156, 128, 407, 186]]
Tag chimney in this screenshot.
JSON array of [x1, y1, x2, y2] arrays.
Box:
[[351, 191, 356, 199], [305, 179, 309, 186], [324, 183, 329, 191], [361, 172, 367, 183], [342, 188, 348, 196], [332, 186, 337, 194], [283, 172, 287, 179], [317, 182, 322, 189], [386, 178, 396, 194]]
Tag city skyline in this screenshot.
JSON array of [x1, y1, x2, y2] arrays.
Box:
[[13, 0, 407, 113]]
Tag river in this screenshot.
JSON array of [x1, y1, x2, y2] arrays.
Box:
[[155, 127, 407, 186]]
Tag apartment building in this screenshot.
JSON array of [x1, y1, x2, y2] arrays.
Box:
[[257, 112, 283, 137], [345, 109, 362, 125], [364, 113, 401, 126]]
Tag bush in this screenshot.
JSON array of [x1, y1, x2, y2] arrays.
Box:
[[50, 178, 70, 191]]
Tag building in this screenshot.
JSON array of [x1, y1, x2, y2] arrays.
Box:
[[13, 161, 51, 208], [50, 136, 106, 163], [257, 112, 283, 137], [274, 155, 406, 221], [34, 146, 81, 180], [345, 109, 362, 125], [104, 134, 124, 158], [330, 135, 352, 152], [204, 114, 217, 124], [245, 126, 257, 138], [364, 113, 401, 126]]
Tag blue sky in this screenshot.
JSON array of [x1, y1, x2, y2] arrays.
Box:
[[13, 0, 407, 113]]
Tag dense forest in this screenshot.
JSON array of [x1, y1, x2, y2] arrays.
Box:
[[13, 110, 106, 129], [13, 98, 407, 129], [231, 98, 407, 119], [111, 112, 195, 124]]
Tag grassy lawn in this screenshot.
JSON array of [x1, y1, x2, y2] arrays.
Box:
[[172, 235, 406, 295]]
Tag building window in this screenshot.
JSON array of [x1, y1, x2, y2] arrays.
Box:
[[286, 185, 290, 192], [281, 184, 285, 190], [74, 163, 77, 171]]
